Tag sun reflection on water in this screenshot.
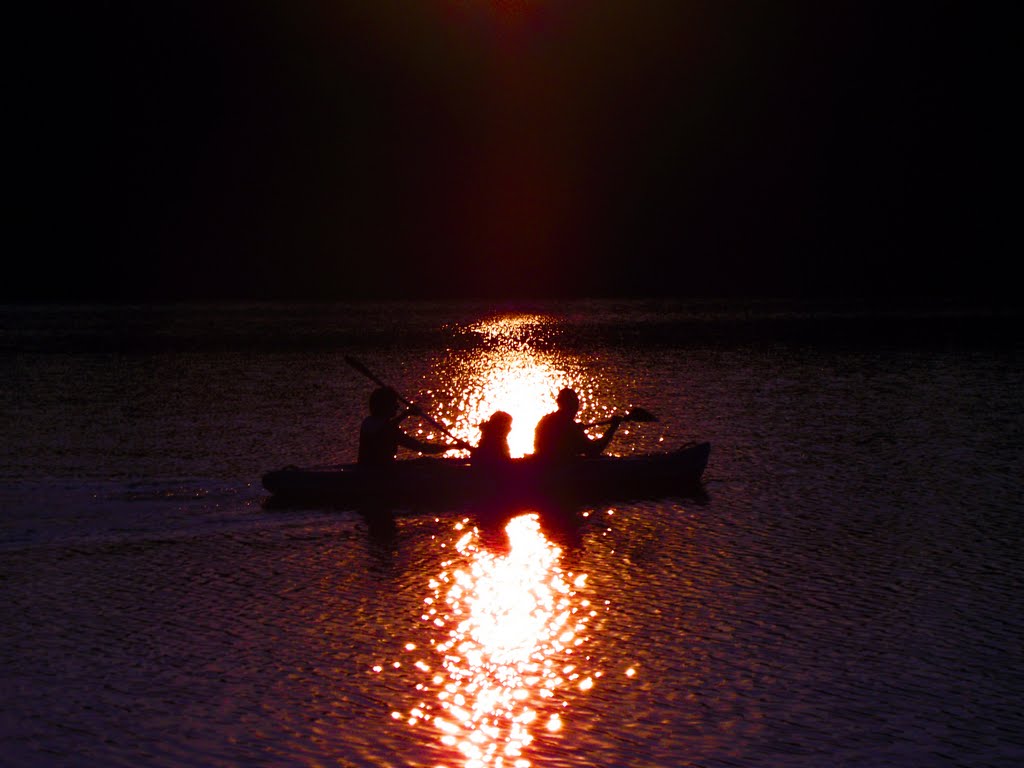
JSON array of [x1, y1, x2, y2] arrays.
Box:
[[434, 314, 614, 458], [451, 355, 568, 459], [400, 514, 599, 767]]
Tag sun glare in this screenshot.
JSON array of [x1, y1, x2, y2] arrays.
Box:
[[453, 354, 567, 458], [434, 314, 603, 458], [400, 514, 598, 766]]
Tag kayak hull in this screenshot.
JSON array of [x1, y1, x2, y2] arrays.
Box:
[[261, 442, 711, 509]]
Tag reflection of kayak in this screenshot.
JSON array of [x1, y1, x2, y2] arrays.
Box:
[[261, 442, 711, 508]]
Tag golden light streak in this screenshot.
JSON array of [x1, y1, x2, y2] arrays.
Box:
[[426, 313, 618, 458], [451, 352, 569, 458], [400, 514, 598, 767]]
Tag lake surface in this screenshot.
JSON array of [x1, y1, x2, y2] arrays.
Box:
[[1, 299, 1022, 767]]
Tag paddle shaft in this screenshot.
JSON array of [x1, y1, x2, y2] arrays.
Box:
[[582, 406, 658, 428], [345, 356, 463, 444]]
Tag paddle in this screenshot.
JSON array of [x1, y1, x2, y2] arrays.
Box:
[[345, 355, 469, 448], [582, 406, 659, 428]]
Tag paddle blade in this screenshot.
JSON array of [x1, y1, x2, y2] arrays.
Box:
[[345, 355, 395, 394], [344, 358, 372, 382], [345, 355, 374, 381], [625, 406, 658, 423]]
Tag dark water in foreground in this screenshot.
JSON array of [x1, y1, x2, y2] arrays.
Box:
[[1, 300, 1022, 767]]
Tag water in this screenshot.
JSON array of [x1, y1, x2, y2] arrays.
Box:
[[1, 300, 1022, 767]]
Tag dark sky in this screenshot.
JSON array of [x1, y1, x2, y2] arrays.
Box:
[[15, 2, 1004, 302]]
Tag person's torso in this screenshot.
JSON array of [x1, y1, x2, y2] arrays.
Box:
[[474, 433, 510, 463], [358, 415, 399, 464], [533, 411, 585, 458]]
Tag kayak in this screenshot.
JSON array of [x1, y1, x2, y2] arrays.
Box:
[[261, 442, 711, 509]]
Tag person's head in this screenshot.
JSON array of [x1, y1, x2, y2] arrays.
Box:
[[480, 410, 513, 438], [555, 387, 580, 415], [368, 386, 400, 418]]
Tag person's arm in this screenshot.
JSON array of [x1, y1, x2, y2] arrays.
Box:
[[388, 404, 437, 454], [390, 405, 420, 427], [396, 427, 471, 456], [395, 430, 445, 455], [583, 415, 624, 457], [395, 401, 473, 456]]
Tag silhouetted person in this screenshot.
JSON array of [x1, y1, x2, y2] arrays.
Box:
[[533, 388, 623, 461], [358, 386, 452, 465], [471, 411, 513, 465]]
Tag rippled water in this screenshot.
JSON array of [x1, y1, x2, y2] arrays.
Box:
[[1, 301, 1021, 767]]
